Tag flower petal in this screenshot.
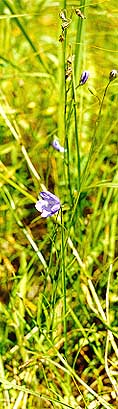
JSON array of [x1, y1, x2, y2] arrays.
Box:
[[40, 191, 60, 204], [41, 209, 52, 218], [35, 200, 43, 212]]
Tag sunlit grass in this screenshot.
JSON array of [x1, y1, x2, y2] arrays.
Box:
[[0, 0, 118, 408]]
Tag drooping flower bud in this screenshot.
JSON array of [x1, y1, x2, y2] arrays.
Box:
[[52, 139, 66, 153], [79, 70, 90, 86], [109, 70, 118, 81]]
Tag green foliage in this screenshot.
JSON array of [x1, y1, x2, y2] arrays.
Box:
[[0, 0, 118, 408]]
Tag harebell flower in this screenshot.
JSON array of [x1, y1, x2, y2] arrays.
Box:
[[35, 191, 60, 218], [52, 139, 66, 153]]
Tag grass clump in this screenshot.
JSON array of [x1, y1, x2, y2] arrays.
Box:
[[0, 0, 118, 408]]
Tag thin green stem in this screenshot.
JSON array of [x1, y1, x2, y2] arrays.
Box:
[[63, 0, 66, 9], [61, 207, 67, 358], [74, 0, 86, 81], [72, 76, 80, 191], [62, 22, 73, 201]]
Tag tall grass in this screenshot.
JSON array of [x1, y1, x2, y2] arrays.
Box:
[[0, 0, 118, 408]]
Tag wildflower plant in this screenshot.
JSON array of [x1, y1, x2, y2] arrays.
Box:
[[0, 1, 118, 408]]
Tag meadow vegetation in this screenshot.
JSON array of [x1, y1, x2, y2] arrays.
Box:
[[0, 0, 118, 408]]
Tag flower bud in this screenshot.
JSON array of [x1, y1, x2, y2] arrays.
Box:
[[109, 70, 118, 81], [79, 70, 89, 86]]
